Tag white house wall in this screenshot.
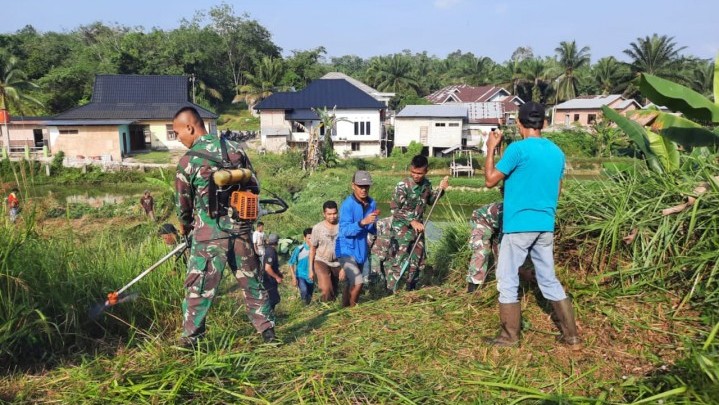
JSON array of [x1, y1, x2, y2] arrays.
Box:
[[394, 117, 463, 153], [261, 108, 382, 158]]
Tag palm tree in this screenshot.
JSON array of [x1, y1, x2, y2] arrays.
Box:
[[519, 58, 551, 102], [456, 56, 495, 86], [0, 53, 43, 153], [689, 60, 714, 99], [554, 40, 591, 102], [623, 34, 686, 79], [592, 57, 630, 95], [234, 56, 286, 110], [495, 60, 523, 96], [365, 54, 421, 94]]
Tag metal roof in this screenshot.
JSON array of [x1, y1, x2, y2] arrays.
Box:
[[45, 120, 136, 126], [286, 109, 320, 120], [554, 95, 624, 110], [53, 75, 217, 120], [396, 105, 467, 118], [255, 79, 385, 110]]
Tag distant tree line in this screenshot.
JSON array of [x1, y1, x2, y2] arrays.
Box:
[[0, 3, 714, 116]]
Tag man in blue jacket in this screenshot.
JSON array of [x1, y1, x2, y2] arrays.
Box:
[[337, 170, 378, 307]]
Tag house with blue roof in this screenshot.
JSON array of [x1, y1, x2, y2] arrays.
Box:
[[45, 75, 217, 162], [254, 75, 388, 157]]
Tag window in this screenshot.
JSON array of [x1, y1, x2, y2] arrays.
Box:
[[59, 129, 79, 135], [587, 114, 596, 125], [354, 121, 371, 135], [295, 121, 305, 132], [448, 123, 459, 127], [351, 142, 360, 151], [319, 123, 325, 136], [166, 124, 177, 140], [435, 122, 446, 127], [573, 114, 580, 122]]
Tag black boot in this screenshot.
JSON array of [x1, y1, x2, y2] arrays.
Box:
[[261, 327, 276, 343], [467, 282, 481, 293], [550, 298, 581, 346], [483, 303, 521, 347]]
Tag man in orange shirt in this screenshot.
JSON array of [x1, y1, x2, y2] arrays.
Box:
[[7, 188, 19, 223]]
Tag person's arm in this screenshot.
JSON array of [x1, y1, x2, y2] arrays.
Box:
[[390, 182, 409, 222], [428, 176, 450, 205], [308, 240, 317, 280], [175, 161, 194, 236], [289, 247, 299, 287], [264, 254, 282, 283], [338, 203, 377, 238], [484, 131, 505, 188]]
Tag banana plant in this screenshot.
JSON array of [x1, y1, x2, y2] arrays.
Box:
[[601, 53, 719, 173]]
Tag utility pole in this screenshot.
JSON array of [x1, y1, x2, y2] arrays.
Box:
[[189, 74, 196, 104]]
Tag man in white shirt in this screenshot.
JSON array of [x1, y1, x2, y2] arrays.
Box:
[[253, 221, 266, 263]]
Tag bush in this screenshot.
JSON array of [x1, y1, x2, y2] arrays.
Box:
[[544, 129, 597, 157]]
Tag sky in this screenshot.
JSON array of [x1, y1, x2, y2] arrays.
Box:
[[3, 0, 718, 63]]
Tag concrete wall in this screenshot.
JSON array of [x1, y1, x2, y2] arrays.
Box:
[[555, 105, 638, 127], [50, 126, 122, 162]]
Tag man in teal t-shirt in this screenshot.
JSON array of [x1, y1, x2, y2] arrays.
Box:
[[483, 102, 580, 348], [289, 228, 314, 305]]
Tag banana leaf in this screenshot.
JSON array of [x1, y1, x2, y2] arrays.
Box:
[[627, 109, 719, 147], [602, 106, 663, 173], [646, 129, 680, 172], [636, 73, 719, 123]]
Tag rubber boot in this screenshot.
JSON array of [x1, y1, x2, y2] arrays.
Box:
[[467, 282, 482, 293], [262, 327, 276, 343], [484, 302, 521, 347], [550, 298, 581, 346]]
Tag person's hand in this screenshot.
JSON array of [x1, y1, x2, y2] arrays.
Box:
[[275, 275, 283, 284], [361, 210, 379, 226], [309, 269, 315, 281], [339, 268, 346, 281], [439, 175, 449, 191], [410, 220, 424, 233], [486, 130, 503, 151], [292, 278, 298, 287], [178, 223, 192, 236]]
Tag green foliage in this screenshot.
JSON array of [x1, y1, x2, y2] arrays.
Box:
[[50, 150, 65, 174], [543, 129, 597, 157], [602, 106, 665, 173], [637, 73, 719, 123]]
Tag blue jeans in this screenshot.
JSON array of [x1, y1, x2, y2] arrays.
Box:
[[496, 232, 567, 304], [297, 278, 314, 305]]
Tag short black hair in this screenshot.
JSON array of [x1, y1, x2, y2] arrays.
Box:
[[257, 221, 264, 227], [323, 200, 338, 211], [174, 106, 205, 128], [518, 102, 545, 130], [303, 227, 312, 236], [410, 155, 428, 169]]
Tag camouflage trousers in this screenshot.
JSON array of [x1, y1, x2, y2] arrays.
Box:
[[387, 224, 425, 290], [182, 234, 274, 340], [467, 203, 503, 285]]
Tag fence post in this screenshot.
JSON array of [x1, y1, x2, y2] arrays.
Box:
[[24, 145, 30, 159]]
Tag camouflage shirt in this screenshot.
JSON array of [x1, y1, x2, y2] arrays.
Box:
[[390, 177, 440, 225], [175, 134, 259, 243]]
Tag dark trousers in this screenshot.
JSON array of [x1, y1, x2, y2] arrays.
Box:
[[297, 278, 314, 305]]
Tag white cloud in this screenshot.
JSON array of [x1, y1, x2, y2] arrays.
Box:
[[434, 0, 462, 9]]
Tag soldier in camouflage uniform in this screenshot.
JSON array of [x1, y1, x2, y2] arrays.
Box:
[[387, 155, 449, 291], [369, 216, 393, 281], [173, 107, 275, 347], [467, 202, 503, 292]]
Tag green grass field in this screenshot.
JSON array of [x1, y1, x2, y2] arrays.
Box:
[[1, 152, 718, 403]]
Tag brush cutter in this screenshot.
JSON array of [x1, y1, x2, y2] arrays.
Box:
[[89, 241, 188, 320], [393, 188, 442, 292]]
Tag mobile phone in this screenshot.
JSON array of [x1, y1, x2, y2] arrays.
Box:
[[491, 127, 497, 132]]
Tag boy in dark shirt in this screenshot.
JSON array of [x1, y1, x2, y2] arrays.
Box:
[[262, 234, 283, 311]]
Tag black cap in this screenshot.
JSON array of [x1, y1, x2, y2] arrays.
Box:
[[518, 102, 545, 125], [159, 223, 178, 235]]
